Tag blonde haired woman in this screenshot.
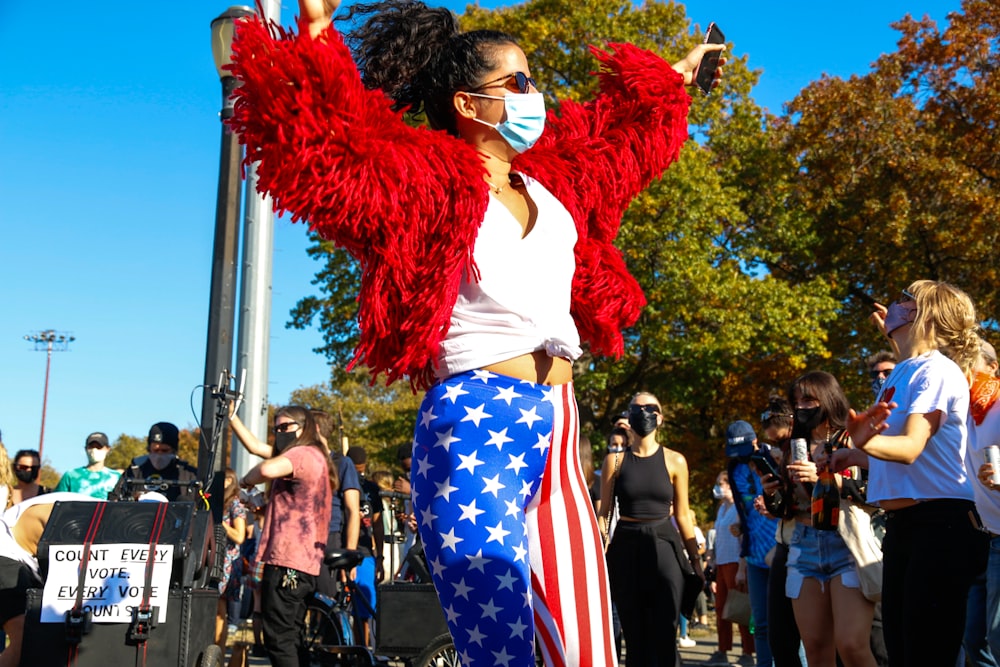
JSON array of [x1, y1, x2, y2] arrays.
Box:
[[843, 280, 986, 666], [0, 444, 14, 510], [600, 391, 702, 666]]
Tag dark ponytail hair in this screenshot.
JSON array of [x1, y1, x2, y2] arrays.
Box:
[[340, 0, 518, 135]]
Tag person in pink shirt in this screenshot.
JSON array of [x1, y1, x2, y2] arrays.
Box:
[[238, 406, 333, 667]]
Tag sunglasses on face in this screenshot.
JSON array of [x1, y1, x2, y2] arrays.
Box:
[[760, 410, 793, 422], [901, 288, 915, 302], [273, 421, 300, 434], [869, 368, 893, 379], [15, 464, 39, 472], [630, 404, 660, 415], [472, 71, 537, 95]]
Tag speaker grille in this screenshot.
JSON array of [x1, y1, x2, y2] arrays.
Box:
[[37, 501, 196, 580]]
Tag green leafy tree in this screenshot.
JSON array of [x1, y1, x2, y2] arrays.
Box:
[[730, 0, 1000, 413], [290, 368, 422, 473], [106, 434, 146, 471]]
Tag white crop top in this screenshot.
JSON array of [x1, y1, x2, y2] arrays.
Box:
[[434, 173, 582, 379]]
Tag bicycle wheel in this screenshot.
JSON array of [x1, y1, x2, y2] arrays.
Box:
[[198, 644, 224, 667], [411, 633, 459, 667]]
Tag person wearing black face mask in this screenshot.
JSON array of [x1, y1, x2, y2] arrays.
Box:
[[11, 450, 49, 504], [601, 391, 704, 666], [117, 423, 198, 502], [236, 406, 334, 667]]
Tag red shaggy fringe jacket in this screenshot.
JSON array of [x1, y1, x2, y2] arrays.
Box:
[[228, 17, 691, 389]]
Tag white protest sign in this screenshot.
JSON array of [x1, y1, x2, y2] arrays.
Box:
[[41, 544, 173, 623]]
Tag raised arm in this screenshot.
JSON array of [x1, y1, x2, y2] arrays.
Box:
[[516, 42, 724, 239], [228, 11, 485, 256]]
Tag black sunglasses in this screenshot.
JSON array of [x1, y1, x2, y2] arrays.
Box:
[[273, 421, 300, 434], [869, 369, 893, 379], [630, 404, 660, 415], [15, 464, 39, 472], [760, 410, 793, 423], [472, 71, 537, 95]]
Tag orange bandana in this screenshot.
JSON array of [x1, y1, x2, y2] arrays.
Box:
[[971, 371, 1000, 425]]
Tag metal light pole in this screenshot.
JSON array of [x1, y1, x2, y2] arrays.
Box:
[[201, 5, 254, 517], [232, 0, 280, 481], [24, 329, 75, 461]]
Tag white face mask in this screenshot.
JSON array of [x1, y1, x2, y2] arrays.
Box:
[[87, 448, 108, 465], [469, 92, 546, 153]]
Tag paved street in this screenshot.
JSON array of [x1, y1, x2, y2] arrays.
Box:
[[227, 615, 750, 666]]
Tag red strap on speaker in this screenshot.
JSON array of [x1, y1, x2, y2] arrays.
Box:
[[132, 502, 169, 667], [67, 502, 107, 667]]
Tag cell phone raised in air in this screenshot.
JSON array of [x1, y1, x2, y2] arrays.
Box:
[[749, 450, 781, 483], [695, 22, 725, 95]]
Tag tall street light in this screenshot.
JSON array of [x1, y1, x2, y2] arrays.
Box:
[[202, 5, 254, 518], [24, 329, 75, 461], [233, 0, 280, 482]]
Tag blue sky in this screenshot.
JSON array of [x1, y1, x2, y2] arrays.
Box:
[[0, 0, 958, 475]]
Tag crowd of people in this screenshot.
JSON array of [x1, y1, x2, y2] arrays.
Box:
[[0, 414, 414, 667]]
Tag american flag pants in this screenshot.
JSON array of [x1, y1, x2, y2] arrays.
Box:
[[410, 369, 616, 667]]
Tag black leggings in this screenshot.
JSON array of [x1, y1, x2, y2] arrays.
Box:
[[881, 499, 987, 667], [607, 518, 685, 667]]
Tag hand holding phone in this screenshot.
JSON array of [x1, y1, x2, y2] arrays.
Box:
[[695, 23, 725, 94], [749, 450, 781, 484]]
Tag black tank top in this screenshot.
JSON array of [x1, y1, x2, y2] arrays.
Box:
[[614, 448, 674, 519]]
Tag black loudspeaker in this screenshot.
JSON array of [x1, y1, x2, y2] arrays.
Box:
[[22, 586, 218, 667], [376, 583, 450, 655], [37, 501, 198, 586]]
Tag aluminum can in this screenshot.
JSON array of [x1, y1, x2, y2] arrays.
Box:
[[986, 445, 1000, 485], [791, 438, 809, 463]]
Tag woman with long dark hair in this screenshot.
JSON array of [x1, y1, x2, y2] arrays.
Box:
[[237, 406, 332, 667], [780, 372, 876, 667], [229, 0, 723, 663]]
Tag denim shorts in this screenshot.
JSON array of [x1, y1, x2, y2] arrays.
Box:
[[785, 522, 860, 598]]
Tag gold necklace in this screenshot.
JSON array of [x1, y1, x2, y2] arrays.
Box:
[[487, 178, 511, 195]]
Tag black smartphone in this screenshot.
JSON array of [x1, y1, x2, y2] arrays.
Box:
[[749, 450, 780, 482], [695, 22, 725, 95]]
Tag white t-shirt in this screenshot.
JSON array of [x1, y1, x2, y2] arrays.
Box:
[[713, 502, 741, 566], [435, 174, 581, 378], [868, 350, 975, 504], [969, 399, 1000, 532]]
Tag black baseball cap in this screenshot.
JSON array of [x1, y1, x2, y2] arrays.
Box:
[[85, 432, 110, 448]]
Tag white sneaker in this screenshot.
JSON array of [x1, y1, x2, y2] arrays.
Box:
[[677, 636, 697, 648]]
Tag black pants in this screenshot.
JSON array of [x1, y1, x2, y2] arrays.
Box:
[[881, 499, 987, 667], [768, 542, 804, 667], [607, 518, 685, 667], [261, 564, 316, 667]]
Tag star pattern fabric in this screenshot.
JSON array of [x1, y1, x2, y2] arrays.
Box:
[[411, 370, 617, 667]]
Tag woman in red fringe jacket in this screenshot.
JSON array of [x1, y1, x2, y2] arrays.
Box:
[[229, 1, 723, 664]]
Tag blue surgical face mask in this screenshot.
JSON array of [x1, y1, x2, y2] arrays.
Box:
[[469, 92, 546, 153], [884, 301, 917, 338], [871, 376, 887, 399]]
